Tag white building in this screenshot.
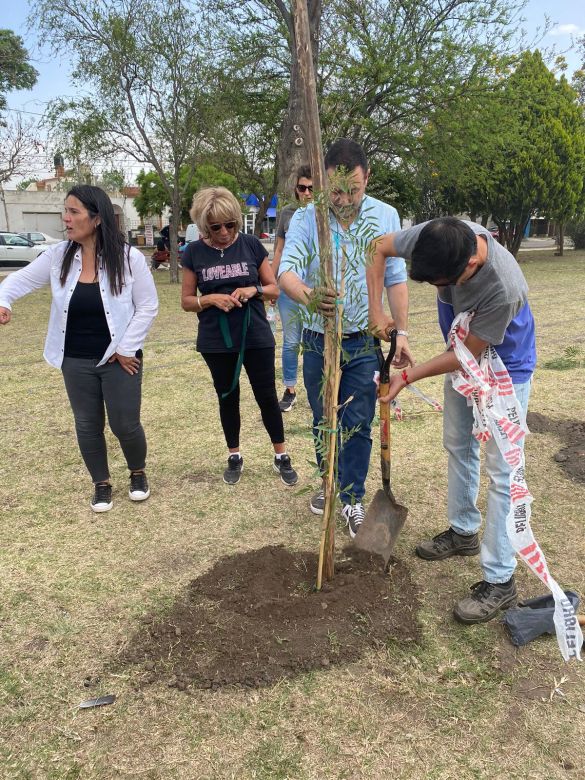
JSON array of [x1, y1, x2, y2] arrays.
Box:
[[0, 187, 144, 239]]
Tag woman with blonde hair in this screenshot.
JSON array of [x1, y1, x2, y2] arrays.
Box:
[[181, 186, 298, 486]]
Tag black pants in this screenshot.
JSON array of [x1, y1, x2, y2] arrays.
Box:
[[62, 357, 147, 483], [201, 347, 284, 449]]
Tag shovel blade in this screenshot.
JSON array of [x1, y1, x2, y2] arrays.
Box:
[[354, 489, 407, 567]]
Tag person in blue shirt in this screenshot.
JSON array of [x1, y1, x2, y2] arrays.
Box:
[[367, 217, 537, 625], [279, 139, 412, 537]]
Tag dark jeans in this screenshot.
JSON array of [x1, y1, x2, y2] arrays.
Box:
[[61, 357, 147, 483], [302, 330, 378, 504], [201, 347, 284, 449]]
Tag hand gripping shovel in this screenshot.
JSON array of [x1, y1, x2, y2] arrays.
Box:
[[354, 330, 408, 567]]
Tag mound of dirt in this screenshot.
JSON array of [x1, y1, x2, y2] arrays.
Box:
[[121, 545, 421, 690], [527, 412, 585, 483]]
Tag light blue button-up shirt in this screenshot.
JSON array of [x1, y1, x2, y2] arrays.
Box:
[[278, 194, 406, 334]]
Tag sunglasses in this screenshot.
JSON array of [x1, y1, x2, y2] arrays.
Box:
[[209, 221, 237, 232], [296, 184, 313, 193]]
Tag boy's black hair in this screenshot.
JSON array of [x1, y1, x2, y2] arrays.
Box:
[[324, 138, 368, 174], [410, 217, 477, 284]]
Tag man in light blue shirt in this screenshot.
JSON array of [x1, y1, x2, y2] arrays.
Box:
[[279, 138, 411, 536]]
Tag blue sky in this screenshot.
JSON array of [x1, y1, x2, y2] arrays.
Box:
[[2, 0, 584, 181]]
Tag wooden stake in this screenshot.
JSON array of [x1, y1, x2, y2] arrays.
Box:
[[293, 0, 340, 586]]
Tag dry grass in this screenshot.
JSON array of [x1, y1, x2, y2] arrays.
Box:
[[1, 250, 585, 780]]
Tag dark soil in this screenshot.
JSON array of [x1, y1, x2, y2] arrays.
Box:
[[527, 413, 585, 483], [121, 545, 421, 690]]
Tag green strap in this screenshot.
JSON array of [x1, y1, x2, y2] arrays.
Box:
[[220, 306, 252, 399]]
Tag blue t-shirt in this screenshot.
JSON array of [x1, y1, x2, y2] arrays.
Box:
[[438, 299, 536, 383]]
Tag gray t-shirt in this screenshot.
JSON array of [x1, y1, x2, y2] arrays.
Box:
[[393, 221, 529, 345], [276, 204, 297, 239]]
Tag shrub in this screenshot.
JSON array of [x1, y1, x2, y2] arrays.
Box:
[[566, 219, 585, 250]]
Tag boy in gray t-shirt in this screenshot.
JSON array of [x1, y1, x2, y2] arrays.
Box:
[[367, 217, 537, 626]]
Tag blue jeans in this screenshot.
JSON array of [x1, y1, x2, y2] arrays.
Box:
[[302, 330, 378, 504], [443, 376, 532, 584], [277, 291, 303, 387]]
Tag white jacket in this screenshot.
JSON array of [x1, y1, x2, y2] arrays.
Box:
[[0, 242, 159, 368]]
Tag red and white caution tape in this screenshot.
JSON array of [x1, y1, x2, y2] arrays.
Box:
[[450, 311, 581, 661]]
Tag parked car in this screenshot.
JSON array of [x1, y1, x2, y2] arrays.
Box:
[[0, 231, 50, 266], [487, 225, 499, 240], [18, 230, 62, 245]]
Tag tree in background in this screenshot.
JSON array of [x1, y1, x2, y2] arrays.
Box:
[[202, 0, 526, 214], [0, 29, 38, 116], [485, 52, 585, 255], [33, 0, 213, 282], [0, 30, 40, 188], [0, 116, 43, 187], [134, 164, 240, 225], [203, 0, 321, 200]]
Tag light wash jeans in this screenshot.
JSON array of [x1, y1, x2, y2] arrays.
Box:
[[443, 376, 532, 584], [277, 291, 303, 387]]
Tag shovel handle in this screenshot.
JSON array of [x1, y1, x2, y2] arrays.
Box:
[[377, 330, 397, 492], [379, 381, 391, 489]]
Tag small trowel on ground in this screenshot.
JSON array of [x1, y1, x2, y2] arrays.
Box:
[[354, 330, 408, 567]]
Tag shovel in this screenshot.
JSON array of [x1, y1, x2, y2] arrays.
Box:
[[354, 330, 408, 567]]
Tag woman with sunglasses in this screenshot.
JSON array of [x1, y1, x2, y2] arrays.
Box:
[[270, 165, 313, 412], [181, 186, 298, 487]]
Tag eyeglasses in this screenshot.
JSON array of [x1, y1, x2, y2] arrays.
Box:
[[296, 184, 313, 193], [209, 221, 237, 232]]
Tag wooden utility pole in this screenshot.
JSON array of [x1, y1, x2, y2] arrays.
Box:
[[293, 0, 341, 586]]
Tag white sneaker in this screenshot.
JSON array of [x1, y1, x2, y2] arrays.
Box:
[[129, 472, 150, 501], [341, 502, 365, 539], [91, 482, 113, 512]]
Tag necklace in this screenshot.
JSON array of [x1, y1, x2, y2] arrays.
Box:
[[207, 234, 238, 258]]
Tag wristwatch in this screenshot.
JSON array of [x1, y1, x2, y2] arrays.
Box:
[[255, 284, 264, 298], [396, 329, 409, 337]]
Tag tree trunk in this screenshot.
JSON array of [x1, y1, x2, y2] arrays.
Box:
[[557, 222, 565, 256], [293, 0, 338, 586], [169, 187, 181, 284], [252, 189, 276, 237], [277, 0, 321, 198]]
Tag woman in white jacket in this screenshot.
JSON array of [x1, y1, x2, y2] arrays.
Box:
[[0, 185, 159, 512]]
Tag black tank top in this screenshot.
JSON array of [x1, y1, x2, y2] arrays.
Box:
[[64, 281, 111, 359]]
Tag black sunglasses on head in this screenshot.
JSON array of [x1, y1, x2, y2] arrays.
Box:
[[209, 221, 237, 232], [296, 184, 313, 193]]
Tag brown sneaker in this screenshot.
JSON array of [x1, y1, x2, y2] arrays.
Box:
[[453, 578, 518, 624], [415, 527, 480, 560]]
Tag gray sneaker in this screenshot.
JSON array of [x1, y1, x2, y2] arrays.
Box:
[[272, 454, 298, 486], [278, 389, 297, 412], [453, 578, 518, 624], [223, 455, 243, 485], [310, 489, 325, 515], [415, 527, 480, 560]]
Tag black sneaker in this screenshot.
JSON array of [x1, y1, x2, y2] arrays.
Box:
[[310, 489, 325, 515], [279, 389, 297, 412], [129, 471, 150, 501], [453, 578, 518, 624], [223, 455, 243, 485], [91, 482, 113, 513], [273, 454, 298, 486], [341, 502, 365, 539], [415, 527, 480, 560]]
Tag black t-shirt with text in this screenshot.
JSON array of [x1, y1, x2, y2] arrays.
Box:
[[182, 233, 273, 353]]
